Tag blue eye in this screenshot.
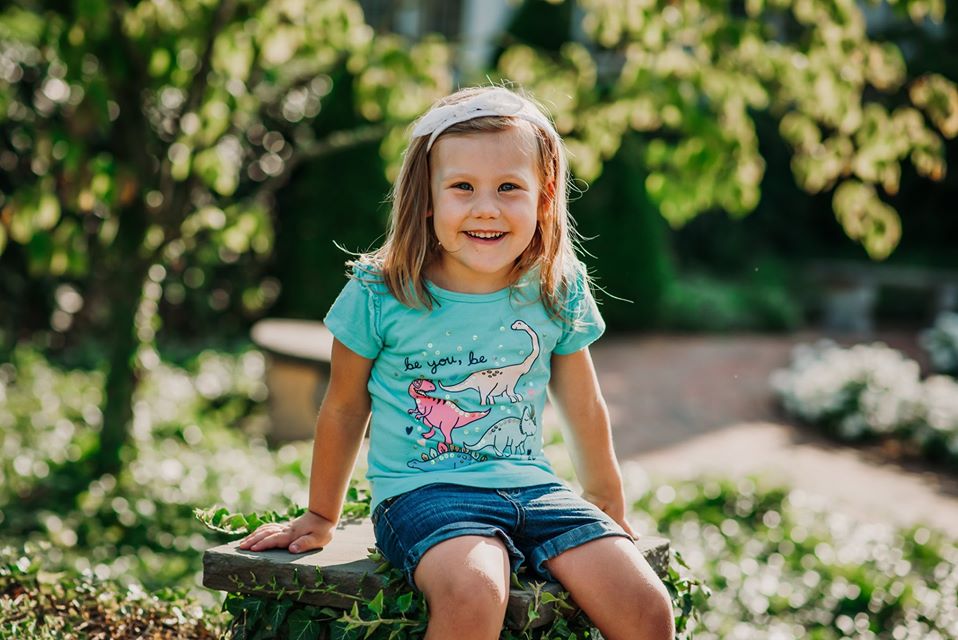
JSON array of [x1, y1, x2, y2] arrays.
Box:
[[452, 182, 473, 191], [499, 183, 519, 192]]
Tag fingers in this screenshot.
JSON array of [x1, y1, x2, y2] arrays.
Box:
[[237, 524, 277, 548], [238, 524, 289, 551], [237, 520, 331, 554], [618, 518, 641, 541], [289, 534, 325, 554]]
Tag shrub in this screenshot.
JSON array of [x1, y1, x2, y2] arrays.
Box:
[[0, 345, 312, 601], [771, 340, 958, 463], [920, 311, 958, 375], [660, 275, 803, 332]]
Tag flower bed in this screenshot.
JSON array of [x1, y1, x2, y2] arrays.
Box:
[[630, 477, 958, 639], [771, 340, 958, 465]]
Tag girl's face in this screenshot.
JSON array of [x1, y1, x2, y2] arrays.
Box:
[[427, 126, 551, 294]]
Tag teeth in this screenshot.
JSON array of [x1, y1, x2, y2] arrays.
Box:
[[466, 231, 505, 239]]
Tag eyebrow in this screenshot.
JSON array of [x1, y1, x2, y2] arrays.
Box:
[[439, 171, 532, 182]]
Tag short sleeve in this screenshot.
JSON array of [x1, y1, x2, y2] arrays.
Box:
[[554, 267, 606, 355], [323, 273, 383, 359]]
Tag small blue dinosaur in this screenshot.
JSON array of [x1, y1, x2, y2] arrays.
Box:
[[407, 446, 487, 472]]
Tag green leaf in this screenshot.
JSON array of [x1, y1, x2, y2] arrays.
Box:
[[225, 594, 247, 618], [247, 513, 264, 530], [34, 191, 60, 231], [395, 591, 414, 614], [241, 597, 267, 625], [0, 224, 6, 256], [264, 598, 294, 632], [287, 609, 323, 640], [363, 620, 382, 639], [250, 623, 275, 640], [367, 589, 384, 616]]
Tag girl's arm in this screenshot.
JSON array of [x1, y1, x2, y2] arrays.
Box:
[[306, 337, 374, 521], [240, 337, 373, 553], [547, 347, 639, 539]]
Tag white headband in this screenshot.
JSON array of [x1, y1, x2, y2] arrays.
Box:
[[411, 88, 557, 151]]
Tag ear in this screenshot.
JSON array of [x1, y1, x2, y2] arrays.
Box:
[[539, 180, 556, 216], [425, 209, 433, 218]]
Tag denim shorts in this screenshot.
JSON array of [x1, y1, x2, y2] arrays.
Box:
[[371, 482, 632, 589]]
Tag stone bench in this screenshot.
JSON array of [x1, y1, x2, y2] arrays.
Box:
[[251, 319, 335, 441], [203, 518, 671, 631]]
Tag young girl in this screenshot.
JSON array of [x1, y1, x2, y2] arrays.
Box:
[[239, 86, 674, 640]]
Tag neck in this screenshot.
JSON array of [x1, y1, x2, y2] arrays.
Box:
[[424, 262, 516, 294]]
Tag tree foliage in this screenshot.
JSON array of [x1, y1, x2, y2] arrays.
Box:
[[0, 0, 449, 476], [0, 0, 448, 285], [494, 0, 957, 260]]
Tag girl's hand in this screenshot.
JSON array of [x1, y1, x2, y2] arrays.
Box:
[[582, 490, 641, 541], [237, 511, 336, 554]]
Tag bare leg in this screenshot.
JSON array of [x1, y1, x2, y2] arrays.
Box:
[[544, 536, 674, 640], [414, 535, 511, 640]]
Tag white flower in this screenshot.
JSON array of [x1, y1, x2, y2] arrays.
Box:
[[922, 375, 958, 434], [920, 311, 958, 373]]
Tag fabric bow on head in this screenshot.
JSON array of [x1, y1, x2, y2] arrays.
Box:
[[412, 88, 556, 151]]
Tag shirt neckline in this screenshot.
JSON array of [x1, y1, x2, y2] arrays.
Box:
[[425, 280, 513, 302]]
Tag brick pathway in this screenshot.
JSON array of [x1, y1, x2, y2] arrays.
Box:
[[585, 331, 958, 537]]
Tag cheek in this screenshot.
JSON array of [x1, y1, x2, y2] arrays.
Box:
[[430, 210, 459, 241]]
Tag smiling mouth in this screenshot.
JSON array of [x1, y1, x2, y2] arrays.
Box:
[[464, 231, 507, 240]]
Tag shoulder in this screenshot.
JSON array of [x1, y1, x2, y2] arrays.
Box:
[[558, 260, 596, 313], [553, 260, 604, 353], [346, 259, 390, 297]]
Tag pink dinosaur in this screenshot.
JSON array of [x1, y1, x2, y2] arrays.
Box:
[[407, 379, 490, 453]]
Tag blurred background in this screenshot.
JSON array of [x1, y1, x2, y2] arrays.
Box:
[[2, 0, 958, 638]]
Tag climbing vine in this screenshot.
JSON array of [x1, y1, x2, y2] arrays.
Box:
[[197, 486, 709, 639]]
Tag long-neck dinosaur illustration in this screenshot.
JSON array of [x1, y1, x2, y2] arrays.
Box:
[[407, 378, 490, 453], [439, 320, 540, 405], [463, 405, 537, 458]]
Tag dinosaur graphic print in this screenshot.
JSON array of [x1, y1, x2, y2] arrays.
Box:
[[407, 444, 487, 472], [439, 320, 540, 405], [463, 405, 537, 458], [406, 378, 490, 453]]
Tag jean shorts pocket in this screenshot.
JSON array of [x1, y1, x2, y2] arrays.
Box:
[[378, 491, 413, 520], [371, 502, 386, 526]]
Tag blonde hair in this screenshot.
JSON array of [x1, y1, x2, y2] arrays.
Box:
[[352, 86, 588, 323]]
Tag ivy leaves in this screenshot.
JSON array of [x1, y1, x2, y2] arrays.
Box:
[[225, 596, 332, 640]]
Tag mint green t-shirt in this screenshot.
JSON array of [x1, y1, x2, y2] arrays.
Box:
[[323, 266, 605, 512]]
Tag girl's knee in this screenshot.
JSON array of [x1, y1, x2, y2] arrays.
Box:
[[651, 589, 675, 630], [631, 580, 675, 640], [414, 536, 511, 611]]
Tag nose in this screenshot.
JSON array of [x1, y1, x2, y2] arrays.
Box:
[[470, 190, 501, 218]]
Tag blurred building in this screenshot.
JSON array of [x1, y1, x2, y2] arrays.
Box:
[[359, 0, 517, 75]]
